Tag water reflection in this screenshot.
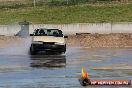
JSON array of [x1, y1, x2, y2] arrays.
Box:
[[30, 55, 66, 68]]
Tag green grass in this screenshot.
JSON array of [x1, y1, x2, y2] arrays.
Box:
[[0, 3, 132, 24]]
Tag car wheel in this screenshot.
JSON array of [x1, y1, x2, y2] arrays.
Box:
[[58, 52, 63, 55], [30, 46, 37, 55], [64, 45, 66, 53], [30, 50, 36, 55]]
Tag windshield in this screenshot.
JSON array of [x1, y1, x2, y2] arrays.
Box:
[[33, 29, 63, 37]]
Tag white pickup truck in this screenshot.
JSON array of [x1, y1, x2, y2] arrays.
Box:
[[30, 28, 67, 55]]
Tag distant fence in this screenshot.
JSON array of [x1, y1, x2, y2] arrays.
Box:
[[1, 23, 132, 35]]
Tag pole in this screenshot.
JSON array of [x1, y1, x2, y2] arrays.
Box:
[[67, 0, 69, 5], [34, 0, 36, 7]]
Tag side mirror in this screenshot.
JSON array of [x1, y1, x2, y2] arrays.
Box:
[[64, 36, 68, 38], [30, 34, 34, 36]]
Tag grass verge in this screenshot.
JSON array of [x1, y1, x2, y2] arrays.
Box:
[[0, 3, 132, 24]]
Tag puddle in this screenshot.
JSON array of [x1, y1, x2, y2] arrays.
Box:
[[0, 37, 131, 87], [30, 55, 66, 68]]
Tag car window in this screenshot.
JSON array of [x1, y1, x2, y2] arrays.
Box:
[[34, 29, 63, 37], [46, 29, 63, 37]]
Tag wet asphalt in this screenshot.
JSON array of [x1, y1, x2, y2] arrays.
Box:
[[0, 38, 132, 88]]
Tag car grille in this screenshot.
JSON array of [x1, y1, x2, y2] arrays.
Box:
[[43, 42, 55, 45]]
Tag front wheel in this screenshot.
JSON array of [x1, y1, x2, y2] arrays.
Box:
[[58, 49, 66, 54], [30, 45, 37, 55]]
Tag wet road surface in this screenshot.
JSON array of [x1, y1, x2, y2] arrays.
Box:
[[0, 38, 132, 88]]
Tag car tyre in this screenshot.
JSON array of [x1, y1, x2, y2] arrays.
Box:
[[30, 45, 37, 55]]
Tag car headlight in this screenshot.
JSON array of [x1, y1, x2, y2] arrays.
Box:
[[55, 42, 65, 45], [32, 41, 43, 44]]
